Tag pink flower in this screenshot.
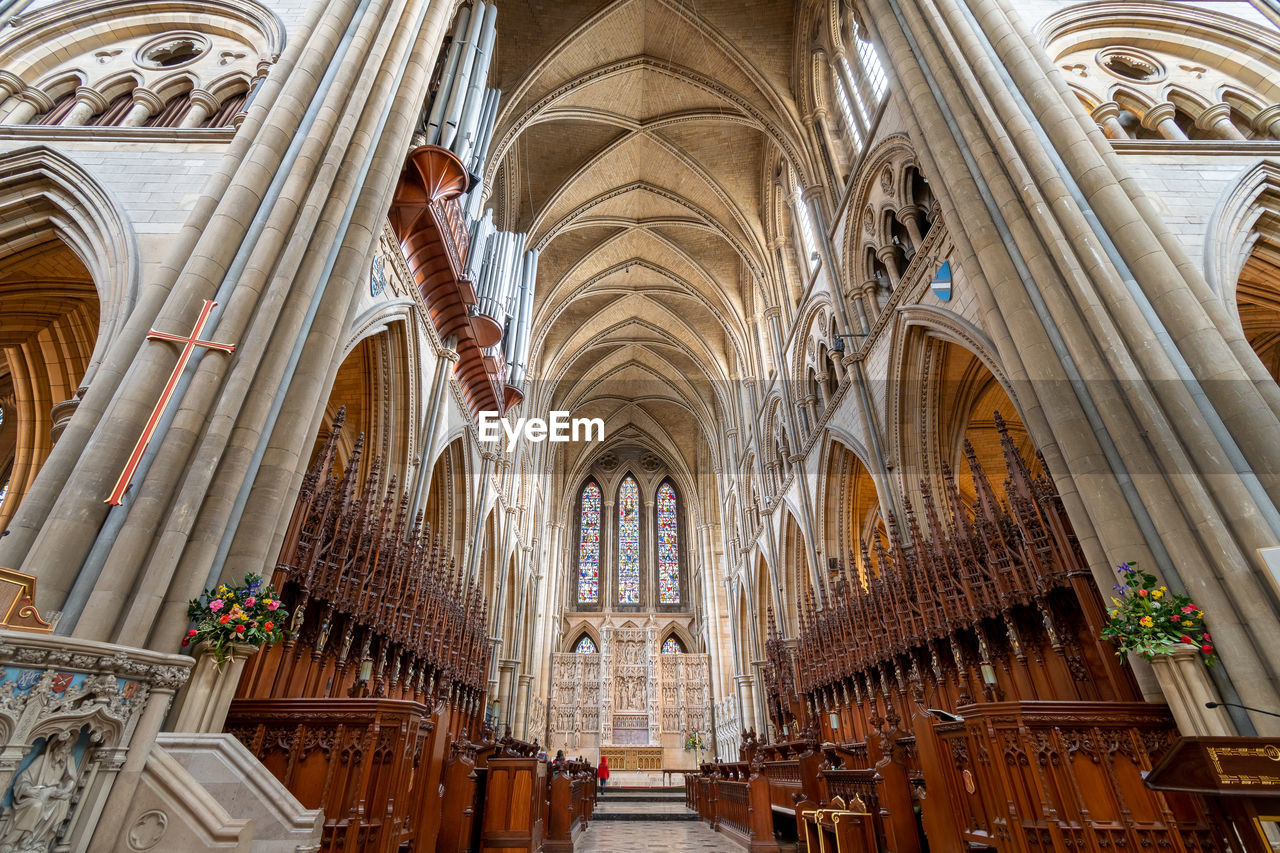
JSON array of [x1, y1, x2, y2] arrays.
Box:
[[266, 600, 279, 611], [187, 628, 198, 637], [209, 599, 224, 612], [244, 597, 256, 607]]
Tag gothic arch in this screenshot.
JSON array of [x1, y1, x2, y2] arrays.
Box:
[[1204, 161, 1280, 385], [423, 435, 468, 560], [888, 310, 1035, 511], [320, 320, 414, 487], [566, 625, 600, 653], [1044, 1, 1280, 140], [658, 624, 695, 653], [0, 146, 137, 531], [820, 435, 885, 584]]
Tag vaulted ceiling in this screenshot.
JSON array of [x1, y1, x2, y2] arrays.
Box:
[[487, 0, 815, 491]]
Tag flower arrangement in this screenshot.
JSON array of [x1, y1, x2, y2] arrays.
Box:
[[185, 573, 289, 664], [1101, 562, 1216, 665], [684, 731, 705, 752]]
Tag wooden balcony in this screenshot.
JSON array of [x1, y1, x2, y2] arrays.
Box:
[[389, 144, 512, 416]]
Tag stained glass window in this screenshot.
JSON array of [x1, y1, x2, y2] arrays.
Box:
[[657, 482, 680, 604], [574, 635, 597, 654], [618, 476, 640, 604], [578, 482, 601, 603], [661, 637, 683, 655]]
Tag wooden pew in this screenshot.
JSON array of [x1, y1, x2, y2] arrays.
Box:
[[800, 796, 878, 853], [545, 757, 597, 852]]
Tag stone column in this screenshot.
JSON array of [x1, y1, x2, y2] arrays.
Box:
[[1252, 104, 1280, 139], [120, 87, 164, 126], [13, 0, 460, 657], [897, 204, 925, 247], [876, 244, 902, 287], [1194, 103, 1245, 140], [178, 88, 220, 128], [1141, 103, 1187, 140], [1148, 645, 1233, 736], [60, 87, 107, 126], [1, 88, 50, 125], [860, 279, 881, 322], [861, 0, 1280, 734], [1090, 101, 1128, 140], [168, 642, 257, 732]]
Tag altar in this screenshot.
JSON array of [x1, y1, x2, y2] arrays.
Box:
[[546, 622, 710, 767]]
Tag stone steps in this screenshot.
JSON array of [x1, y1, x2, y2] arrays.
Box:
[[593, 787, 697, 821]]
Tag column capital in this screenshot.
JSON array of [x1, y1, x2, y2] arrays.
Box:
[[1193, 102, 1232, 131], [0, 71, 25, 99], [1140, 102, 1177, 131], [189, 87, 220, 113], [19, 87, 54, 112], [1252, 104, 1280, 135], [801, 185, 825, 204], [761, 305, 782, 321], [439, 347, 460, 363], [131, 86, 165, 114], [1090, 101, 1121, 122], [875, 244, 899, 262]]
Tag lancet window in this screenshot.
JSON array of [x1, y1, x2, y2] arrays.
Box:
[[577, 481, 601, 604], [618, 475, 641, 604]]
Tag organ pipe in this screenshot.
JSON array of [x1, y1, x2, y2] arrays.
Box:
[[454, 3, 498, 167], [424, 7, 471, 146], [440, 1, 487, 150]]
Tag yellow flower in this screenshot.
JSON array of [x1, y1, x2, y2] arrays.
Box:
[[1110, 609, 1119, 618], [1151, 589, 1163, 600], [1139, 616, 1154, 628]]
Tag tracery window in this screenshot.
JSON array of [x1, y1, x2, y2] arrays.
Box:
[[661, 636, 684, 654], [657, 482, 680, 604], [574, 635, 598, 654], [618, 475, 640, 604], [577, 481, 601, 604]]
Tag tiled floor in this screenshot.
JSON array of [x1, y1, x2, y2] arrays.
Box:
[[576, 820, 740, 851]]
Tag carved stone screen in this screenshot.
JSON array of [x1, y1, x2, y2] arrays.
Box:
[[547, 623, 710, 764]]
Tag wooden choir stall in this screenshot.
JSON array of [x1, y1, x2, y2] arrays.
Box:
[[690, 414, 1265, 853], [227, 414, 597, 852]]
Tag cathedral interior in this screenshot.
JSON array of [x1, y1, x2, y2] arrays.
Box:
[[0, 0, 1279, 850]]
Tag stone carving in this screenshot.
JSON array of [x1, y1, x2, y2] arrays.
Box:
[[126, 810, 167, 851], [639, 452, 661, 473], [0, 732, 78, 852], [596, 451, 619, 472], [549, 626, 709, 752], [0, 633, 191, 853]]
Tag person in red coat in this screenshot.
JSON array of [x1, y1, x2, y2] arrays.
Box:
[[597, 755, 610, 795]]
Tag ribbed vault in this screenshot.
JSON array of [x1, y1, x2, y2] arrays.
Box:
[[489, 0, 809, 492]]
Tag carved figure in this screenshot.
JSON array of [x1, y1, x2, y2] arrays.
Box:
[[0, 733, 79, 853]]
